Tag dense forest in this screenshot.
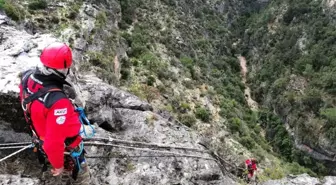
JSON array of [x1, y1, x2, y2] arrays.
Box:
[[239, 0, 336, 175]]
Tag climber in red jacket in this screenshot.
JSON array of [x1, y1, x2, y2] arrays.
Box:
[[19, 42, 90, 184], [245, 158, 258, 182]]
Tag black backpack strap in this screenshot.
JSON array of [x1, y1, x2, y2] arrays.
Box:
[[22, 87, 63, 140], [22, 87, 62, 111]]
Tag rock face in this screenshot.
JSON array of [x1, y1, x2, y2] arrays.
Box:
[[0, 15, 235, 185], [261, 174, 336, 185], [0, 175, 39, 185]]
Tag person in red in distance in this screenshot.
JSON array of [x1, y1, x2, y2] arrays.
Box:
[[19, 42, 90, 184], [245, 158, 258, 182]]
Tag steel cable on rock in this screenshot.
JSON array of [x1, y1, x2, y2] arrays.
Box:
[[84, 137, 209, 153], [85, 155, 203, 159], [0, 142, 241, 182], [0, 142, 32, 147], [0, 145, 32, 150], [0, 138, 241, 181], [83, 141, 215, 161], [0, 137, 209, 153], [0, 137, 214, 161], [0, 144, 33, 162]]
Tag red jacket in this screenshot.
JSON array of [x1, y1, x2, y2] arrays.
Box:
[[19, 70, 81, 169], [245, 159, 257, 171]]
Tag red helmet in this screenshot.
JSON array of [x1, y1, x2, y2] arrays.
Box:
[[40, 43, 72, 69]]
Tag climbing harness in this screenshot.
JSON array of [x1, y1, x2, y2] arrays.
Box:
[[55, 105, 95, 180], [68, 141, 84, 180]]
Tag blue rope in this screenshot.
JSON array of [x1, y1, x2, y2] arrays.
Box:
[[70, 142, 84, 158], [76, 107, 95, 138], [70, 142, 84, 171], [72, 107, 95, 171]]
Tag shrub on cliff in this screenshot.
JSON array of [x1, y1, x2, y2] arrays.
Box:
[[228, 117, 243, 134], [2, 1, 24, 21], [179, 114, 197, 128], [239, 136, 255, 149], [28, 0, 47, 10], [195, 107, 211, 122], [0, 0, 5, 9]]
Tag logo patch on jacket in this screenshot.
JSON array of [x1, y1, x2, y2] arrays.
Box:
[[54, 108, 67, 116], [56, 116, 66, 124]]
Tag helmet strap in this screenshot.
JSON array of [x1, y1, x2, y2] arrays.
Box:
[[47, 67, 67, 79], [66, 68, 70, 76]]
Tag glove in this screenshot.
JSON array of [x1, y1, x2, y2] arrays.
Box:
[[79, 124, 95, 138], [51, 167, 64, 176]]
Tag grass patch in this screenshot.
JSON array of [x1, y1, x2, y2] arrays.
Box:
[[95, 11, 107, 28], [258, 161, 316, 182], [129, 83, 160, 103], [145, 114, 158, 127], [126, 161, 136, 172]]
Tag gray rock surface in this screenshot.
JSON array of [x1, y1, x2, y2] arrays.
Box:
[[0, 175, 39, 185], [261, 174, 336, 185]]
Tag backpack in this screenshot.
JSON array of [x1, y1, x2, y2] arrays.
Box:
[[247, 163, 253, 170]]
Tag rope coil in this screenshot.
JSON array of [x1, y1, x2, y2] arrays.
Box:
[[76, 107, 95, 139]]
